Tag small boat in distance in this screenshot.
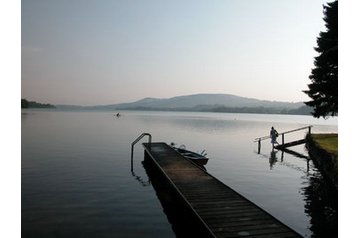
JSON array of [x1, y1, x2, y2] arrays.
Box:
[[170, 143, 209, 166]]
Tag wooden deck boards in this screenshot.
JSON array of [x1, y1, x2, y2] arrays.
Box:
[[143, 142, 302, 238]]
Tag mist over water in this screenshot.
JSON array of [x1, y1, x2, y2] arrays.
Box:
[[22, 110, 337, 237]]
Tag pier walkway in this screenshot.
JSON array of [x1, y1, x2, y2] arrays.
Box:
[[142, 142, 302, 238]]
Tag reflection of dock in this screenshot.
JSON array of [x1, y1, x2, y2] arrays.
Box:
[[143, 142, 302, 238]]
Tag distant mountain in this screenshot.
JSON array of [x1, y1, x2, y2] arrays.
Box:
[[112, 94, 304, 110], [55, 93, 311, 115]]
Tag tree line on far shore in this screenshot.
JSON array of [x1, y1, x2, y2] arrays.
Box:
[[118, 104, 312, 115], [21, 99, 56, 109]]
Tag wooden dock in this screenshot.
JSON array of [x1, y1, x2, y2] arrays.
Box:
[[142, 142, 302, 238]]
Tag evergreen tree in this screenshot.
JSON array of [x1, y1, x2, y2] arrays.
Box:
[[303, 0, 338, 118], [21, 99, 29, 108]]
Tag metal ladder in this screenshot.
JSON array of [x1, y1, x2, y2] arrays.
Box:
[[130, 133, 152, 171]]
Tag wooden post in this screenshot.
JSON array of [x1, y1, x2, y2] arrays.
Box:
[[308, 126, 311, 135], [281, 133, 285, 145], [307, 159, 310, 173], [258, 139, 261, 154]]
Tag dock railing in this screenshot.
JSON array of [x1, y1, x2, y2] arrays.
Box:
[[254, 126, 312, 151]]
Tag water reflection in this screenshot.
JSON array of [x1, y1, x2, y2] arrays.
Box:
[[22, 110, 338, 237], [258, 148, 338, 237], [269, 149, 279, 169], [302, 173, 338, 237], [259, 147, 311, 173], [131, 171, 151, 187], [131, 113, 263, 134]]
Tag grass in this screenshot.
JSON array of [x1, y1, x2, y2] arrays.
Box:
[[311, 133, 338, 157]]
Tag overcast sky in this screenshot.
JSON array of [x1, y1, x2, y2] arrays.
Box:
[[22, 0, 328, 106]]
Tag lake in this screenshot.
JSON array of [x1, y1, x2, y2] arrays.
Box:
[[22, 110, 338, 237]]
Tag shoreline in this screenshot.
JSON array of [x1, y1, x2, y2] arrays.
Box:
[[305, 134, 338, 190]]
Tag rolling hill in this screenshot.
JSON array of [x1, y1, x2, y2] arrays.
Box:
[[112, 94, 303, 109], [56, 93, 310, 115]]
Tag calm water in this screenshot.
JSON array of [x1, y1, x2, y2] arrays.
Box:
[[22, 110, 338, 237]]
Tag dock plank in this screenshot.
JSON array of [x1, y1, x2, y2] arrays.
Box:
[[143, 142, 302, 238], [274, 139, 306, 149]]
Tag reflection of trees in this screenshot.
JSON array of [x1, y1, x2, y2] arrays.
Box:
[[259, 149, 337, 237], [302, 173, 338, 237]]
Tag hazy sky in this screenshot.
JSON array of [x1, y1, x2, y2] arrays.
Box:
[[22, 0, 328, 106]]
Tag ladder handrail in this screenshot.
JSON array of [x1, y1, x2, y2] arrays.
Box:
[[131, 133, 152, 171], [254, 125, 312, 142], [132, 133, 152, 147]]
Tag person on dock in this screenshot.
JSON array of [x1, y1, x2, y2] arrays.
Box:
[[270, 127, 279, 147]]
